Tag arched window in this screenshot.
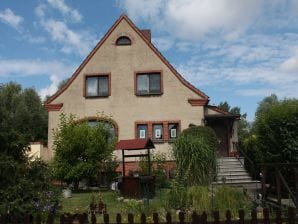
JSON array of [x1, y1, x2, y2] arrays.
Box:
[[116, 36, 131, 46], [88, 119, 117, 139]]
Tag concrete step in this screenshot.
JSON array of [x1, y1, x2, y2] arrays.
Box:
[[217, 161, 243, 165], [216, 176, 252, 181], [218, 164, 243, 169], [217, 171, 249, 176], [218, 168, 246, 172], [213, 180, 261, 188]]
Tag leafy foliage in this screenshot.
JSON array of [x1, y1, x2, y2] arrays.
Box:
[[0, 83, 53, 215], [172, 126, 217, 186], [52, 113, 115, 187], [139, 152, 168, 188], [165, 185, 251, 217], [255, 99, 298, 163]]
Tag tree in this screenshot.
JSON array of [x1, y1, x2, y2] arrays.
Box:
[[254, 99, 298, 189], [218, 101, 230, 112], [172, 126, 217, 186], [52, 113, 115, 189], [0, 83, 55, 215], [57, 78, 70, 90], [255, 94, 279, 118], [217, 101, 250, 142]]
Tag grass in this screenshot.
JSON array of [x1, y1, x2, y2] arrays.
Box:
[[59, 189, 169, 222]]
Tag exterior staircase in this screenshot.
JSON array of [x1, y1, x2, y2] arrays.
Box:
[[213, 157, 261, 198]]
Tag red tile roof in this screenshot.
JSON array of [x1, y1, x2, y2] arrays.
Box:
[[117, 139, 155, 150]]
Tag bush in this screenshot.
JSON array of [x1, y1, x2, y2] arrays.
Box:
[[172, 126, 217, 186], [242, 135, 262, 180], [255, 99, 298, 163], [164, 185, 251, 217], [254, 99, 298, 189]]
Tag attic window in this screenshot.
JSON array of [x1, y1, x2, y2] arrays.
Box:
[[116, 36, 131, 46]]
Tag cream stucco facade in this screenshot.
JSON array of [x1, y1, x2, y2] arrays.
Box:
[[45, 15, 238, 164]]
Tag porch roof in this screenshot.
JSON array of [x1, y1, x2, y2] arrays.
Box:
[[116, 138, 155, 150]]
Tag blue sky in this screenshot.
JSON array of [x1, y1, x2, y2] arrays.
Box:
[[0, 0, 298, 121]]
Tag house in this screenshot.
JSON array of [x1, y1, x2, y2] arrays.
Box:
[[45, 15, 239, 176]]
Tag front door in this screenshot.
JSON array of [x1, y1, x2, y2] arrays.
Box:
[[207, 119, 229, 157]]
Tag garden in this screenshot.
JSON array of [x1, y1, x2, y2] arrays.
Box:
[[0, 83, 297, 223]]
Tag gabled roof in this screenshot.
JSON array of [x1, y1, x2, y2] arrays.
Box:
[[117, 139, 155, 150], [205, 105, 240, 119], [45, 14, 208, 105]]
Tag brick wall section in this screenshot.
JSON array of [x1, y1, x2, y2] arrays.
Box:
[[115, 161, 176, 179]]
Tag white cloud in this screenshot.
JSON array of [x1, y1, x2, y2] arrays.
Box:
[[280, 55, 298, 73], [40, 19, 96, 56], [0, 59, 75, 99], [47, 0, 82, 23], [152, 37, 174, 51], [0, 8, 23, 30], [120, 0, 261, 40]]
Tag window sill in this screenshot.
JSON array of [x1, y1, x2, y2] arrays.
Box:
[[85, 95, 109, 99], [136, 92, 163, 97], [152, 139, 164, 144]]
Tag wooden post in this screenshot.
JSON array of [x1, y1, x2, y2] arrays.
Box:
[[251, 209, 258, 224], [263, 208, 269, 224], [276, 170, 282, 208], [141, 213, 146, 224], [166, 212, 172, 224], [122, 149, 125, 176], [147, 148, 151, 175], [213, 211, 219, 224], [178, 212, 185, 224], [128, 213, 134, 224], [191, 212, 198, 224], [225, 210, 232, 224], [104, 213, 109, 224], [275, 209, 282, 224], [295, 168, 298, 209], [288, 207, 295, 224], [238, 209, 245, 224], [153, 213, 158, 224], [261, 166, 267, 201], [201, 212, 207, 224], [116, 213, 122, 224], [91, 213, 96, 224]]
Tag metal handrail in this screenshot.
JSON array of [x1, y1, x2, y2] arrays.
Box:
[[234, 142, 259, 202]]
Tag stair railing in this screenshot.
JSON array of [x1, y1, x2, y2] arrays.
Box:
[[234, 142, 259, 203]]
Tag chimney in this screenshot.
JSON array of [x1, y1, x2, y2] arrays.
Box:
[[140, 29, 151, 42]]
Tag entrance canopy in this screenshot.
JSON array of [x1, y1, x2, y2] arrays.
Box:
[[117, 139, 155, 150], [117, 138, 155, 176]]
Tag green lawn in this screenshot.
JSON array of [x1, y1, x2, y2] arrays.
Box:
[[60, 189, 169, 222]]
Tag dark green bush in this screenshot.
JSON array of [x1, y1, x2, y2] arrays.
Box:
[[255, 99, 298, 163], [173, 126, 217, 186], [255, 99, 298, 190]]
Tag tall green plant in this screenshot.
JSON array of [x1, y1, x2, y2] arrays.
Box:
[[172, 126, 217, 186], [52, 113, 115, 188]]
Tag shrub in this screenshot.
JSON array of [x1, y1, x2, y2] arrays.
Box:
[[172, 126, 217, 186], [255, 99, 298, 164], [164, 185, 251, 217], [254, 99, 298, 189]]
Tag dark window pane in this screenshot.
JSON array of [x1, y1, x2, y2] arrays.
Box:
[[168, 123, 178, 139], [153, 124, 163, 139], [86, 77, 98, 96], [98, 76, 109, 96], [137, 75, 149, 94], [137, 124, 148, 139], [88, 120, 98, 127], [116, 36, 131, 45], [149, 74, 161, 93]]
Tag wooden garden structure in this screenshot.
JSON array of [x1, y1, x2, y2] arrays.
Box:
[[116, 139, 155, 198]]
